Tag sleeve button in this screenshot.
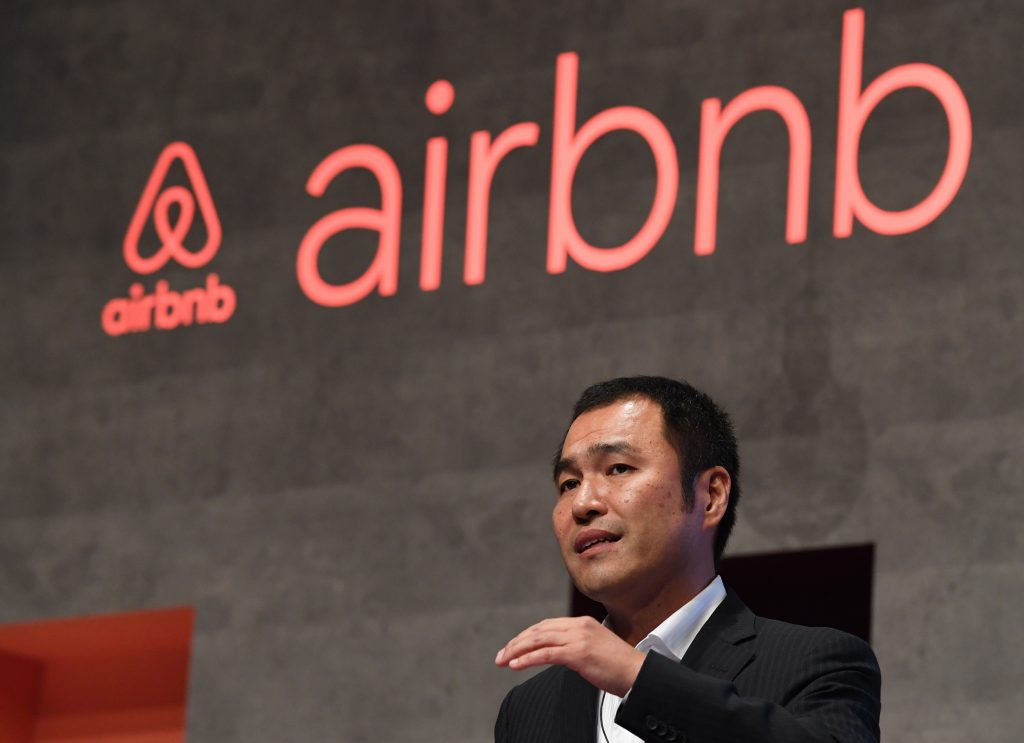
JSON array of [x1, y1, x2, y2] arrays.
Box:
[[645, 715, 658, 731]]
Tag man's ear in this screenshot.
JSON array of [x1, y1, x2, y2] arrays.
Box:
[[699, 466, 731, 531]]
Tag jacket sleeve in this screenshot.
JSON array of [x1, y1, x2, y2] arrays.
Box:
[[614, 630, 881, 743]]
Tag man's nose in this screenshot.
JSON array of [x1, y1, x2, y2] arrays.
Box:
[[571, 479, 607, 523]]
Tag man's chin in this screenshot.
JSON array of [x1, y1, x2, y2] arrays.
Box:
[[570, 570, 626, 605]]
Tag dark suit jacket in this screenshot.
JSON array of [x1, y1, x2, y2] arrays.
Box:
[[495, 590, 881, 743]]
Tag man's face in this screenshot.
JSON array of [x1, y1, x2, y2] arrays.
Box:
[[552, 396, 708, 610]]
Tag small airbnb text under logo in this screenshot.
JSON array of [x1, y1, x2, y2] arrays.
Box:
[[102, 141, 237, 337]]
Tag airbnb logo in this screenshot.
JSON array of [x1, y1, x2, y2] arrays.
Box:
[[98, 9, 972, 334], [123, 142, 222, 274], [103, 142, 237, 337]]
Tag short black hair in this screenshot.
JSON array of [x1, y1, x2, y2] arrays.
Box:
[[555, 376, 741, 563]]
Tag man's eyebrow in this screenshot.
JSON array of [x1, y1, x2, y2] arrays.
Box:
[[552, 441, 636, 481], [553, 456, 576, 482], [588, 441, 635, 458]]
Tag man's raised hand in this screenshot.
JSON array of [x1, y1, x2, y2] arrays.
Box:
[[495, 616, 645, 697]]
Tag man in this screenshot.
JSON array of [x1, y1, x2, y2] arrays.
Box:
[[494, 376, 880, 742]]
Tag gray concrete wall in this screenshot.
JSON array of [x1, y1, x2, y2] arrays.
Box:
[[1, 0, 1021, 740]]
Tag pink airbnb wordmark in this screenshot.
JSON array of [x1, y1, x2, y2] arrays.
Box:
[[124, 142, 222, 275]]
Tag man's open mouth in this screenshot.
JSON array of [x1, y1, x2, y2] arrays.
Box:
[[574, 529, 621, 554]]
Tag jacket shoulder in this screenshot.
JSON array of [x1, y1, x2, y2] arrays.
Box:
[[496, 665, 591, 742], [751, 615, 878, 664], [741, 615, 881, 701], [502, 664, 569, 705]]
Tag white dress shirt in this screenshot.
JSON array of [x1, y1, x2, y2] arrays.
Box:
[[597, 576, 727, 742]]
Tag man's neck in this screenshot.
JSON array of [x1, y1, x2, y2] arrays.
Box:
[[604, 573, 717, 647]]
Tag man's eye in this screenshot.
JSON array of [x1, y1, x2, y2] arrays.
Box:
[[559, 479, 579, 493], [609, 463, 633, 475]]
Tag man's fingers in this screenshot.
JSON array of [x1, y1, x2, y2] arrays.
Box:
[[495, 616, 597, 666], [504, 645, 565, 671], [496, 628, 570, 666], [495, 615, 644, 696]]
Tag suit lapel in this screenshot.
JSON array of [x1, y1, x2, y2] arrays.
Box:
[[559, 668, 599, 743], [681, 589, 757, 682]]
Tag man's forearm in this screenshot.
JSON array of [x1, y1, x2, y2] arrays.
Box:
[[616, 643, 880, 743]]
